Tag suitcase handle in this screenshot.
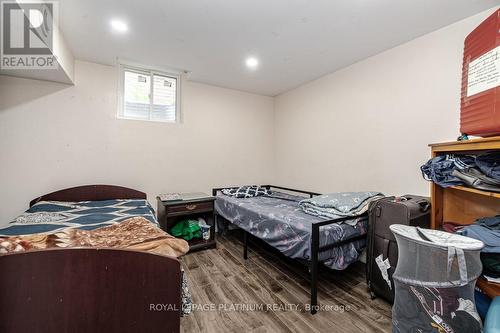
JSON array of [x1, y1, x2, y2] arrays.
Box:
[[416, 199, 430, 212], [400, 196, 430, 213]]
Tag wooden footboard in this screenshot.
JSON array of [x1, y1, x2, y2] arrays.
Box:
[[0, 248, 181, 333]]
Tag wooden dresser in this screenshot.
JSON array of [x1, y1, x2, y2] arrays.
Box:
[[429, 136, 500, 298]]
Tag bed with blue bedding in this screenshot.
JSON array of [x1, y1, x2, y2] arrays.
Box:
[[0, 185, 192, 329], [0, 185, 193, 321], [215, 190, 368, 270], [214, 185, 381, 314], [0, 199, 157, 237]]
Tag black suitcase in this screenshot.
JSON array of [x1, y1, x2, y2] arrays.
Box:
[[366, 195, 430, 303]]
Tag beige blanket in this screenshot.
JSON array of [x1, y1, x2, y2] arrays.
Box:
[[0, 217, 189, 257]]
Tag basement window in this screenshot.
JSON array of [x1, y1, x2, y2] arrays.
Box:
[[118, 65, 180, 122]]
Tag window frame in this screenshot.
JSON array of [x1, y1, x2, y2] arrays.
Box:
[[117, 63, 181, 123]]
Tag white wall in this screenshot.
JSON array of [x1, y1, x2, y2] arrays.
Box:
[[1, 8, 497, 225], [0, 60, 274, 225], [273, 7, 498, 196]]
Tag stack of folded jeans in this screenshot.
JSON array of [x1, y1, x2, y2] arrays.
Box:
[[421, 152, 500, 192], [476, 152, 500, 180]]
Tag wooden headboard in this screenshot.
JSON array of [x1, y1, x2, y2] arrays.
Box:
[[30, 185, 147, 207]]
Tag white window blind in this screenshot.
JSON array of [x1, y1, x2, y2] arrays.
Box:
[[119, 65, 180, 122]]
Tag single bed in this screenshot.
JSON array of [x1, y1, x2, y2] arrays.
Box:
[[0, 185, 184, 333], [213, 185, 369, 314]]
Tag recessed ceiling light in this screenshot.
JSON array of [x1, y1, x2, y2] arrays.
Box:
[[29, 10, 44, 28], [245, 57, 259, 70], [110, 19, 128, 33]]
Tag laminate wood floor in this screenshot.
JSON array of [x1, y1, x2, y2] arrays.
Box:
[[180, 231, 392, 333]]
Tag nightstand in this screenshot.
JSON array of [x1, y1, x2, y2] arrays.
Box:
[[156, 193, 216, 253]]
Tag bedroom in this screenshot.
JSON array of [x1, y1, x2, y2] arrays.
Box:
[[1, 0, 500, 332]]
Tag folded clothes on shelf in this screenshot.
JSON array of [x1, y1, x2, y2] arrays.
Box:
[[457, 216, 500, 283], [461, 225, 500, 253], [421, 153, 500, 192], [476, 151, 500, 181], [475, 215, 500, 230], [481, 252, 500, 279]]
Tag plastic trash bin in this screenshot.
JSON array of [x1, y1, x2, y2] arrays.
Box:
[[390, 224, 484, 333]]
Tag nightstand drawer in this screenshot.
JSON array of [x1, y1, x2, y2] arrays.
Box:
[[167, 201, 213, 215]]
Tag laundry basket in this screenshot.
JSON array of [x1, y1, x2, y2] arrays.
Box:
[[389, 224, 484, 333]]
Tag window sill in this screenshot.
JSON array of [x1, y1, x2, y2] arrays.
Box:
[[116, 115, 181, 124]]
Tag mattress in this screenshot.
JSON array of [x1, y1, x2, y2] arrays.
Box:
[[0, 199, 157, 236], [215, 191, 367, 270]]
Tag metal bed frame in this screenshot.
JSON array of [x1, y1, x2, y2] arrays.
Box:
[[212, 185, 365, 314]]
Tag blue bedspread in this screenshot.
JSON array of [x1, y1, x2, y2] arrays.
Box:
[[0, 199, 157, 236]]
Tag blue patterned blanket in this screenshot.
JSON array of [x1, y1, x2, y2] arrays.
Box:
[[299, 191, 383, 219], [0, 199, 157, 236]]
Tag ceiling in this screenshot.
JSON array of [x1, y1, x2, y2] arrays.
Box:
[[58, 0, 499, 96]]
